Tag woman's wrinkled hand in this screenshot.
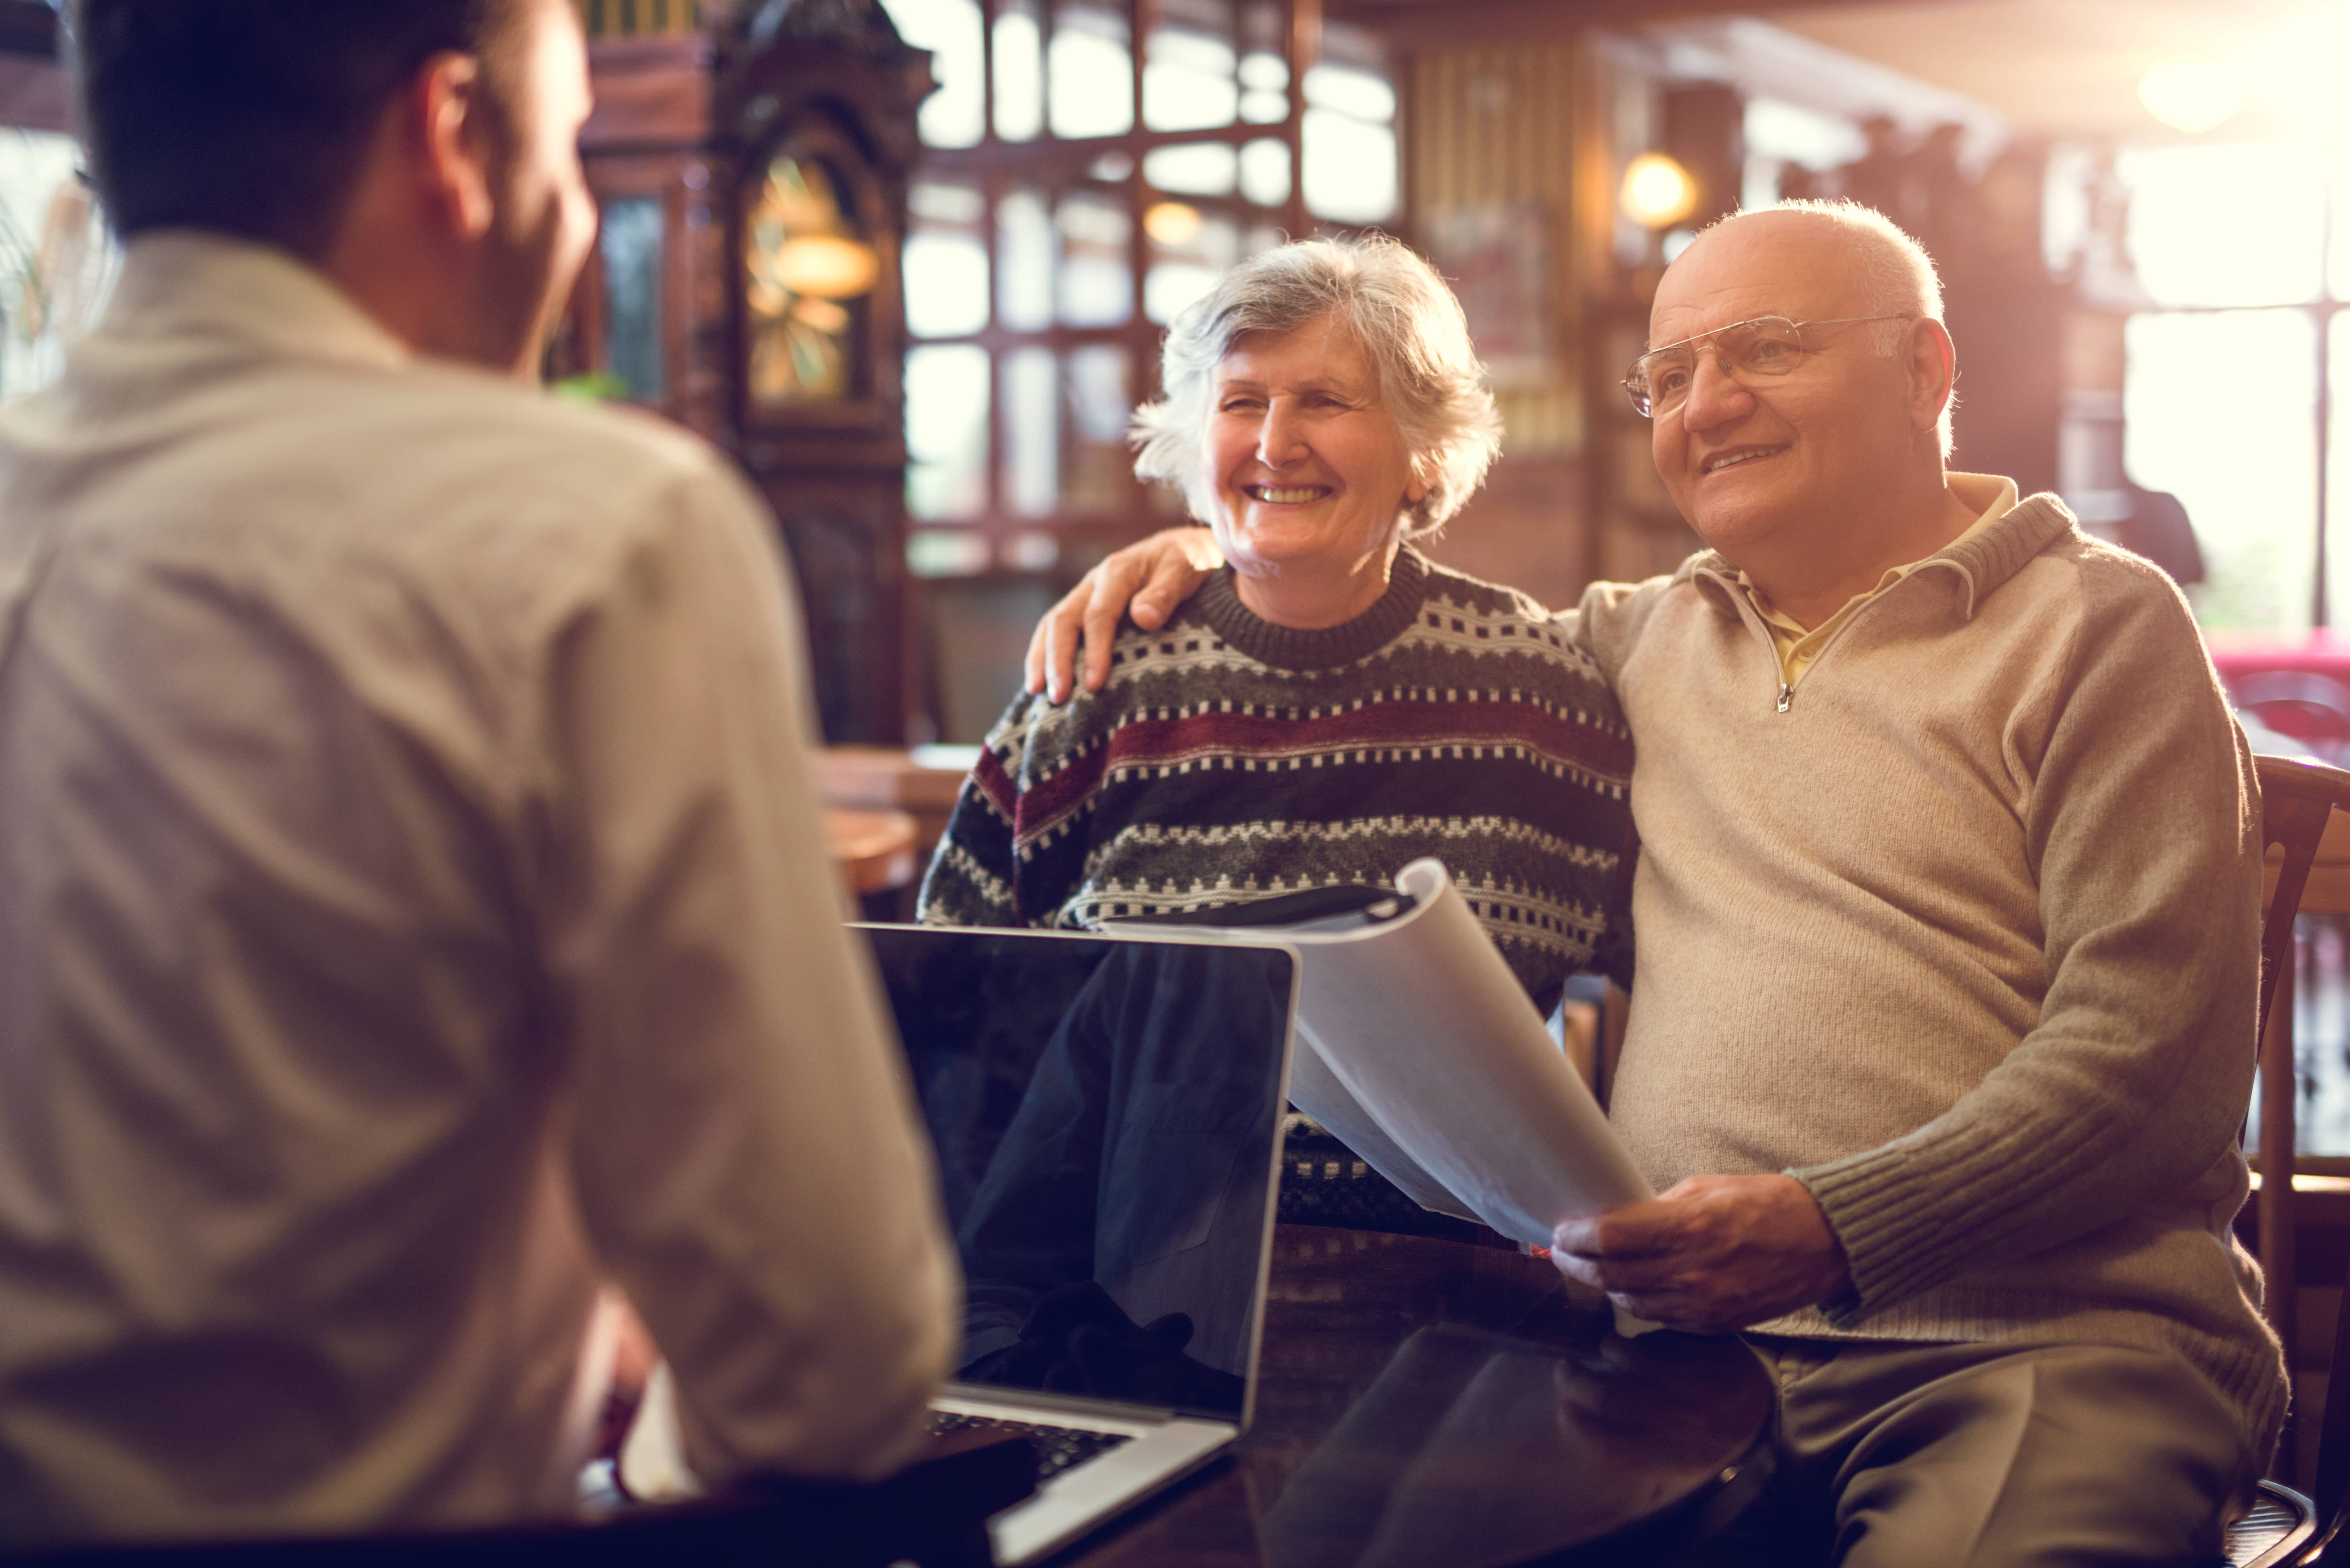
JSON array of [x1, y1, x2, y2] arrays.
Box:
[[1024, 528, 1225, 702]]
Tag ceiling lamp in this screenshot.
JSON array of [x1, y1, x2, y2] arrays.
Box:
[[773, 234, 881, 300], [2138, 60, 2251, 135], [1620, 152, 1699, 230], [1144, 200, 1204, 247]]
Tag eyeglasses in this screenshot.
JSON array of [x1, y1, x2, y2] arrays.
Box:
[[1621, 314, 1911, 419]]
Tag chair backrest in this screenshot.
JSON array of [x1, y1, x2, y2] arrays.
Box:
[[2255, 755, 2350, 1039], [2253, 754, 2350, 1551]]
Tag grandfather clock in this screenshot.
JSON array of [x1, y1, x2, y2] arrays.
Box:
[[567, 0, 930, 744], [716, 1, 927, 745]]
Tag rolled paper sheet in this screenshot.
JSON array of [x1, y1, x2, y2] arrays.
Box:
[[1115, 858, 1651, 1249]]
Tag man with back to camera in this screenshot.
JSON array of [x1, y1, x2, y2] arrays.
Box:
[[0, 0, 956, 1544], [1030, 201, 2285, 1563]]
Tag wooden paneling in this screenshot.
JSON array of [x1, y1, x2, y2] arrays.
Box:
[[1402, 39, 1618, 605], [580, 36, 712, 147], [579, 0, 708, 38], [1406, 43, 1581, 458], [1335, 0, 1964, 50]]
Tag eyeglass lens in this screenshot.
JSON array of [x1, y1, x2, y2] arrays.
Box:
[[1626, 317, 1805, 418]]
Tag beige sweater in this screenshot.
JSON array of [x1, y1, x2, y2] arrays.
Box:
[[1573, 492, 2286, 1449]]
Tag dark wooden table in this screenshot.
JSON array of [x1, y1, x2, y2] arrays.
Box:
[[1053, 1225, 1775, 1568]]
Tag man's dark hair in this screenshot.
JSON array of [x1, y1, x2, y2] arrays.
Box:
[[72, 0, 530, 260]]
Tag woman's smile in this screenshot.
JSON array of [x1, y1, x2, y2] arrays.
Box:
[[1202, 311, 1428, 627], [1241, 484, 1334, 505]]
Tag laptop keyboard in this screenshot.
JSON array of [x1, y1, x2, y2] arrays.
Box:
[[929, 1410, 1134, 1481]]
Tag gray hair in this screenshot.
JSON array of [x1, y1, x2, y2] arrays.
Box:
[[1734, 199, 1954, 457], [1130, 235, 1502, 540]]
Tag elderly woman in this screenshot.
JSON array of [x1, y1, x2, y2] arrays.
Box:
[[921, 233, 1633, 1007]]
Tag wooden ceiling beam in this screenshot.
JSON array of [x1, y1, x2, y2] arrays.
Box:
[[1326, 0, 1957, 49]]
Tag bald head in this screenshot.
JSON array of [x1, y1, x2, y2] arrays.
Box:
[[1641, 201, 1967, 599], [1659, 203, 1950, 455]]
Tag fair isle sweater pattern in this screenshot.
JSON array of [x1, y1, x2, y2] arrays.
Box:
[[919, 549, 1636, 998]]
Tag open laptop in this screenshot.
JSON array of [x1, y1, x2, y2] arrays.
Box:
[[860, 924, 1300, 1565]]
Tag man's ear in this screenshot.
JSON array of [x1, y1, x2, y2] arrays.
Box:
[[413, 51, 496, 243], [1906, 318, 1957, 440]]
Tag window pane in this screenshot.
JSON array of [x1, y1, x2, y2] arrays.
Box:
[[1302, 62, 1395, 123], [1050, 6, 1134, 139], [907, 345, 991, 521], [882, 0, 985, 148], [1302, 108, 1398, 224], [1144, 26, 1238, 133], [906, 180, 989, 338], [997, 188, 1056, 332], [1239, 138, 1291, 206], [1065, 345, 1133, 513], [994, 3, 1044, 142], [2126, 309, 2316, 630], [2121, 140, 2325, 309], [1146, 213, 1238, 325], [2327, 313, 2350, 626], [1143, 142, 1239, 197], [599, 195, 665, 400], [1058, 193, 1132, 326], [1003, 347, 1059, 517], [904, 231, 989, 338], [1238, 50, 1288, 124]]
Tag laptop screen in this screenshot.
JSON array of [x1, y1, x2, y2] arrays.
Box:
[[860, 926, 1296, 1423]]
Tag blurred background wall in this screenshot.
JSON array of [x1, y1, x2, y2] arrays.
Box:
[[4, 0, 2331, 742], [530, 0, 2350, 745]]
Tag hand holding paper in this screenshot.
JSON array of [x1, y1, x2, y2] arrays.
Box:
[[1550, 1173, 1853, 1333]]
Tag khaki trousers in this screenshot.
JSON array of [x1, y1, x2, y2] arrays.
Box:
[[1682, 1336, 2257, 1568]]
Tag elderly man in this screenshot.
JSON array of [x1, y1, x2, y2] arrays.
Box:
[[0, 0, 952, 1544], [1031, 200, 2282, 1564]]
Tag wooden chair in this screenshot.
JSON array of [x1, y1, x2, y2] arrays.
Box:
[[2228, 754, 2350, 1565], [823, 805, 922, 922], [0, 1431, 1035, 1568]]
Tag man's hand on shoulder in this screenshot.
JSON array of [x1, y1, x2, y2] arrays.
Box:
[[1023, 528, 1224, 703], [1550, 1174, 1853, 1334]]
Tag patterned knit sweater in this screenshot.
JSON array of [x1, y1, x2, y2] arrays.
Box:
[[918, 548, 1636, 1002]]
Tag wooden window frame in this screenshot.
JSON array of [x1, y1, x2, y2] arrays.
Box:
[[907, 0, 1341, 563]]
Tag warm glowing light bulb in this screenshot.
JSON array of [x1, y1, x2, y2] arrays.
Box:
[[1619, 153, 1699, 230], [2138, 60, 2250, 135], [1144, 200, 1204, 246]]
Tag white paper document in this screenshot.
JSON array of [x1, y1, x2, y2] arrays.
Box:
[[1112, 858, 1651, 1248]]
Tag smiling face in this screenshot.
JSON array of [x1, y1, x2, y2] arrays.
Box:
[[1648, 214, 1926, 563], [1202, 313, 1428, 616]]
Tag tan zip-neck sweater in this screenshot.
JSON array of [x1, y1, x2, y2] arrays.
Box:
[[1572, 491, 2286, 1451]]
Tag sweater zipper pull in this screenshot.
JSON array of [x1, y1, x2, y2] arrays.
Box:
[[1776, 683, 1793, 714]]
